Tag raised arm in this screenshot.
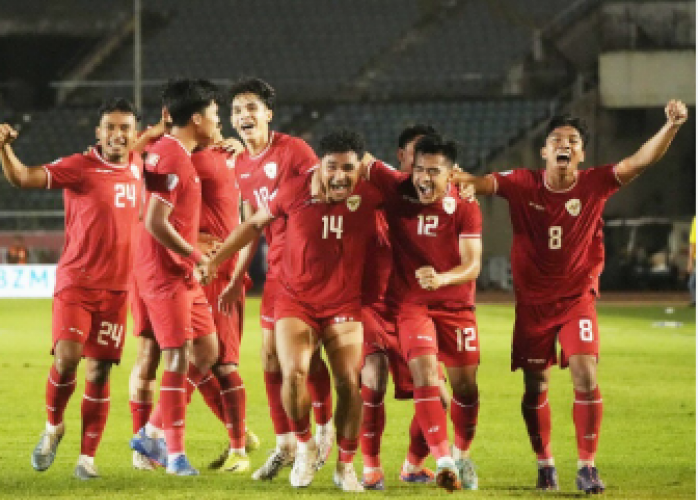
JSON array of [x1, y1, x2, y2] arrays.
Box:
[[132, 109, 169, 155], [0, 124, 48, 189], [449, 170, 496, 196], [615, 99, 688, 185], [415, 238, 482, 291]]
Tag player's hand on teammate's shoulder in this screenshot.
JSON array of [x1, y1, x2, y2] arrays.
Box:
[[218, 278, 243, 316], [666, 99, 688, 127], [415, 266, 444, 291], [0, 123, 18, 147]]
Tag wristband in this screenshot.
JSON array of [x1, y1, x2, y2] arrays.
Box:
[[188, 249, 203, 265]]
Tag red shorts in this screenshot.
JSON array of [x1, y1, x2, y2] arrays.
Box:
[[362, 304, 414, 400], [397, 304, 479, 368], [260, 276, 280, 330], [202, 275, 245, 365], [52, 286, 128, 363], [275, 291, 361, 336], [132, 283, 216, 349], [511, 292, 599, 371]]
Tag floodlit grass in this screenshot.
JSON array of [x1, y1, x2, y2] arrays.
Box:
[[0, 298, 694, 498]]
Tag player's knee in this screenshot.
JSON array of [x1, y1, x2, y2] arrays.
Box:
[[361, 355, 389, 392], [86, 360, 112, 384], [284, 366, 309, 390], [334, 371, 361, 399], [54, 354, 80, 376]]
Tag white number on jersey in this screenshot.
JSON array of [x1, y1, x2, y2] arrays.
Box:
[[253, 186, 271, 212], [455, 327, 477, 352], [417, 215, 439, 237], [322, 215, 344, 239], [115, 183, 136, 208], [548, 225, 562, 250], [579, 319, 594, 342], [97, 321, 124, 349]]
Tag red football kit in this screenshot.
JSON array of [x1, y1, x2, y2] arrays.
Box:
[[234, 132, 318, 329], [193, 147, 246, 364], [491, 165, 621, 370], [265, 171, 382, 335], [132, 134, 215, 349], [367, 160, 482, 367], [45, 147, 142, 362], [361, 210, 414, 399]]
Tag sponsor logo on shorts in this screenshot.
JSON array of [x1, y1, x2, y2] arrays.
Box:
[[428, 426, 439, 433], [333, 316, 355, 323], [527, 358, 547, 364]]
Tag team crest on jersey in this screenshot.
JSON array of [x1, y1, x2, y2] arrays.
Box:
[[146, 153, 160, 167], [130, 164, 141, 180], [565, 198, 581, 216], [166, 173, 179, 191], [264, 162, 277, 179], [346, 195, 361, 212], [442, 196, 456, 215], [226, 157, 236, 169]]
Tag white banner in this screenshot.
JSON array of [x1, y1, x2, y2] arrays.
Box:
[[0, 265, 56, 298]]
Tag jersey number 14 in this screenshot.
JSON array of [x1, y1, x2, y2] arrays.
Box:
[[322, 215, 343, 239]]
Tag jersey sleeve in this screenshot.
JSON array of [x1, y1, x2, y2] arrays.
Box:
[[366, 160, 404, 195], [590, 164, 622, 199], [148, 153, 187, 208], [457, 200, 483, 239], [491, 168, 528, 200], [290, 138, 319, 175], [43, 154, 85, 190]]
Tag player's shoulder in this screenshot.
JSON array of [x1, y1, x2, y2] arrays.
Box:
[[579, 163, 617, 179], [145, 136, 191, 172], [274, 133, 317, 158]]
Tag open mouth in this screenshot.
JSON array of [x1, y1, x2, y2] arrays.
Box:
[[240, 123, 255, 133], [329, 181, 350, 197], [417, 184, 434, 198], [556, 152, 571, 164]]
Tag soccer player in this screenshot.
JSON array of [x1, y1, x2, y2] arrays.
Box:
[[451, 100, 688, 493], [0, 98, 142, 479], [360, 124, 445, 490], [223, 77, 335, 480], [128, 79, 220, 476], [204, 130, 382, 492], [364, 134, 483, 492]]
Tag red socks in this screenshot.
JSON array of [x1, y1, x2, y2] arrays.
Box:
[[307, 362, 333, 425], [80, 381, 110, 457], [264, 371, 292, 435], [360, 385, 385, 468], [521, 390, 553, 460], [451, 392, 479, 452], [46, 365, 77, 426], [407, 413, 430, 466], [129, 400, 152, 434], [573, 386, 603, 461], [413, 386, 450, 459], [219, 371, 246, 449], [196, 372, 225, 423], [289, 414, 312, 443], [159, 370, 187, 455], [338, 435, 359, 464]]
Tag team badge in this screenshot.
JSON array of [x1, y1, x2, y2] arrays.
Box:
[[130, 164, 141, 180], [442, 196, 456, 215], [264, 162, 277, 179], [565, 198, 581, 216], [226, 157, 236, 169], [346, 195, 361, 212], [146, 153, 160, 167], [165, 173, 179, 191]]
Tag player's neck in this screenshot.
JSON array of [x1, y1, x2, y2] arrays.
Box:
[[168, 127, 198, 153], [545, 168, 577, 191], [245, 130, 273, 157]]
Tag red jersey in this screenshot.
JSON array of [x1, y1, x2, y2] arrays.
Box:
[[368, 160, 482, 308], [134, 134, 201, 296], [266, 172, 382, 309], [44, 147, 142, 294], [234, 132, 318, 279], [492, 165, 621, 305], [192, 147, 240, 278], [361, 210, 393, 306]]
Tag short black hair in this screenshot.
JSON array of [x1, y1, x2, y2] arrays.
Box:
[[319, 129, 365, 159], [98, 97, 140, 121], [545, 114, 590, 147], [161, 78, 218, 127], [413, 134, 458, 166], [397, 124, 437, 149], [229, 77, 276, 112]]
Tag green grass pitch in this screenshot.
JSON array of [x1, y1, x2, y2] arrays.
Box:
[[0, 298, 694, 498]]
